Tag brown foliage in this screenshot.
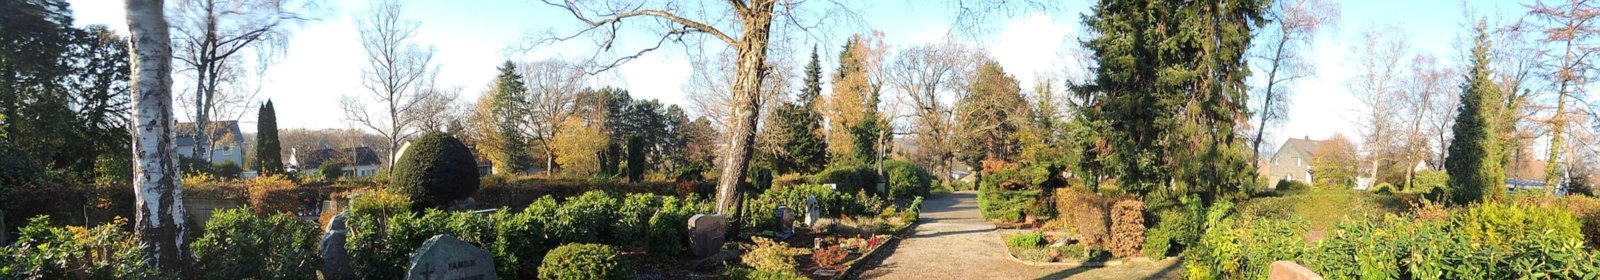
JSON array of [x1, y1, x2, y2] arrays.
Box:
[[247, 175, 302, 215], [812, 245, 848, 269], [1108, 199, 1146, 258], [1056, 188, 1110, 247]]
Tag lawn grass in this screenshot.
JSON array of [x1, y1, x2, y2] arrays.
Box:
[[1239, 187, 1408, 231]]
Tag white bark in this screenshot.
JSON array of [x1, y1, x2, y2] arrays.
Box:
[[126, 0, 189, 272]]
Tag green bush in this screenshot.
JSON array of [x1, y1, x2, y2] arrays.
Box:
[[538, 243, 632, 280], [646, 196, 700, 258], [1006, 232, 1045, 249], [614, 193, 659, 249], [1274, 179, 1310, 194], [553, 191, 619, 244], [749, 165, 774, 190], [213, 160, 243, 179], [741, 184, 846, 231], [978, 168, 1042, 222], [814, 164, 878, 195], [1372, 182, 1395, 194], [884, 160, 934, 199], [729, 267, 808, 280], [318, 161, 343, 182], [1187, 202, 1600, 279], [742, 237, 804, 275], [391, 131, 481, 209], [0, 216, 165, 279], [191, 207, 320, 279]]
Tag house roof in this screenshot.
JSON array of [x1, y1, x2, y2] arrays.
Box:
[[299, 146, 382, 168], [175, 121, 243, 147], [1271, 138, 1323, 162]]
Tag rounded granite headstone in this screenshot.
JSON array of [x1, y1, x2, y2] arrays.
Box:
[[687, 214, 727, 258], [405, 234, 497, 280]]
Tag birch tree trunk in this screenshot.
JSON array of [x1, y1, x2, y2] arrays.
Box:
[[125, 0, 190, 273]]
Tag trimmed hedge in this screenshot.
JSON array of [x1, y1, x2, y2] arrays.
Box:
[[814, 164, 878, 195], [246, 175, 305, 215], [472, 177, 680, 209], [391, 132, 480, 209], [978, 168, 1044, 223], [538, 243, 633, 280]]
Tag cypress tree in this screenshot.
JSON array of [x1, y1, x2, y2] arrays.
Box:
[[1444, 21, 1506, 205], [490, 61, 531, 174], [254, 100, 283, 175]]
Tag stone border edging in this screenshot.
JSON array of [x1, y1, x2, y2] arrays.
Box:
[[1002, 250, 1178, 267], [830, 218, 921, 280]]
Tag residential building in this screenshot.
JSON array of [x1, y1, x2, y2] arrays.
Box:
[[1264, 137, 1322, 184], [175, 121, 245, 166], [293, 146, 384, 178]]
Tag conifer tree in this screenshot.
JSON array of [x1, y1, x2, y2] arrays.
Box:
[[254, 100, 283, 175], [1076, 0, 1266, 200], [490, 61, 532, 174], [1444, 21, 1506, 205], [757, 47, 831, 175]]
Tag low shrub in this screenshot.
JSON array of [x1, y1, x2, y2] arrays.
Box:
[[191, 207, 320, 279], [812, 246, 848, 269], [0, 216, 165, 279], [614, 193, 659, 249], [1056, 188, 1110, 246], [246, 175, 303, 215], [979, 168, 1043, 223], [815, 164, 878, 195], [771, 173, 809, 189], [553, 191, 619, 244], [1274, 179, 1310, 194], [728, 267, 808, 280], [742, 237, 805, 275], [884, 160, 933, 199], [1188, 201, 1600, 279], [1372, 182, 1395, 194], [1006, 232, 1046, 249], [1107, 200, 1146, 258], [741, 184, 845, 232], [213, 160, 243, 179], [538, 243, 632, 280]]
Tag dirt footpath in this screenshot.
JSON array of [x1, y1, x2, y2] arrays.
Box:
[[854, 192, 1184, 280]]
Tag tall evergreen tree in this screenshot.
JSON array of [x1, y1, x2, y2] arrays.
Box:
[[490, 61, 531, 174], [254, 100, 283, 175], [1444, 21, 1507, 205], [1076, 0, 1266, 201], [757, 47, 831, 175]]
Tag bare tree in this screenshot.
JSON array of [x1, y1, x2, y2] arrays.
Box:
[[410, 86, 464, 133], [1349, 24, 1410, 183], [341, 0, 436, 172], [1401, 54, 1455, 187], [532, 0, 1047, 231], [1249, 0, 1338, 166], [519, 58, 587, 176], [685, 48, 792, 132], [170, 0, 310, 161], [1528, 0, 1600, 192], [885, 39, 978, 181], [125, 0, 188, 272]]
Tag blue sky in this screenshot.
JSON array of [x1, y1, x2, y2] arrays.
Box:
[[65, 0, 1534, 151]]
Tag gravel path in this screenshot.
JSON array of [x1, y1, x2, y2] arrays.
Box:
[[855, 191, 1185, 280]]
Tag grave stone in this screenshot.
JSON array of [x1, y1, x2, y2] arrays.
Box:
[[405, 235, 497, 280], [774, 206, 794, 240], [318, 211, 354, 280], [687, 214, 727, 258], [804, 195, 821, 226]]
